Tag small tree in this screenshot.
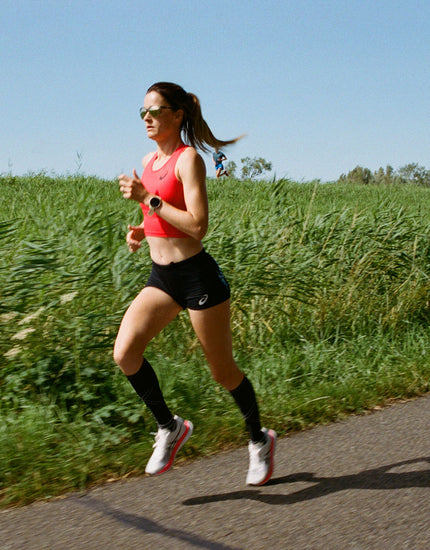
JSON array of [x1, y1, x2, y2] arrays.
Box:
[[224, 160, 237, 178], [339, 165, 373, 185], [374, 165, 397, 185], [240, 157, 272, 179], [398, 163, 430, 187]]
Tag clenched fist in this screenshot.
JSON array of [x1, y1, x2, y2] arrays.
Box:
[[118, 169, 149, 204]]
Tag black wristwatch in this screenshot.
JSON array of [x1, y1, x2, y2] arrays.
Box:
[[148, 196, 162, 216]]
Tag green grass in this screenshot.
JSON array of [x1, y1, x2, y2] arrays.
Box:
[[1, 173, 430, 506]]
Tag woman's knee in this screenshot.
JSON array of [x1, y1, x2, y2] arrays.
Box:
[[113, 336, 146, 373], [113, 341, 124, 368], [209, 362, 244, 391], [113, 339, 128, 370]]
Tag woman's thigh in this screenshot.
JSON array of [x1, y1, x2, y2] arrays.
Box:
[[114, 286, 182, 374]]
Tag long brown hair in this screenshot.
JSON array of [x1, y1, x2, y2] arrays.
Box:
[[147, 82, 244, 153]]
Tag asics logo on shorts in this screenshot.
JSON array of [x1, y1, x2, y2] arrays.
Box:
[[198, 294, 209, 306]]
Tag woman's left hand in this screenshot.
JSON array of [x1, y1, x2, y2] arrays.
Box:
[[118, 169, 149, 204]]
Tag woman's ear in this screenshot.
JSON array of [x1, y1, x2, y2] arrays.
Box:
[[174, 109, 184, 126]]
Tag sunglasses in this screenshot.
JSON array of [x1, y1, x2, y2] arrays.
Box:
[[139, 105, 174, 119]]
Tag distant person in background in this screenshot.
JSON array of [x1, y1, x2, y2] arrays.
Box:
[[116, 81, 276, 486], [213, 148, 229, 179]]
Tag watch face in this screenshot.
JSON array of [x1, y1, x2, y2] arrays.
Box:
[[150, 197, 161, 208]]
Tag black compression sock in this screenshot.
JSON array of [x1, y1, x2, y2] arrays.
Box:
[[127, 358, 175, 429], [230, 376, 265, 443]]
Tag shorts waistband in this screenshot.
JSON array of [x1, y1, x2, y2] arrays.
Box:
[[152, 248, 206, 270]]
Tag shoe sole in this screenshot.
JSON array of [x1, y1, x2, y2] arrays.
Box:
[[155, 420, 193, 475], [252, 429, 277, 486]]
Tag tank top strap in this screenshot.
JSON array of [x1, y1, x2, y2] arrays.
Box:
[[146, 152, 158, 171], [169, 145, 190, 165], [148, 145, 189, 171]]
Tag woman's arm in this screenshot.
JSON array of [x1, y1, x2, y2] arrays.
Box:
[[118, 148, 208, 241], [159, 148, 208, 240]]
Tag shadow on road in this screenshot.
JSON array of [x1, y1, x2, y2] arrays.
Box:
[[182, 457, 430, 507], [75, 494, 242, 550], [71, 457, 429, 549]]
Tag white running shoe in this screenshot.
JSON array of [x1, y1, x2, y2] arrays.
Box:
[[246, 428, 277, 486], [145, 415, 193, 475]]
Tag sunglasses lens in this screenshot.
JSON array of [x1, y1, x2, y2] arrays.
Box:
[[140, 107, 163, 119]]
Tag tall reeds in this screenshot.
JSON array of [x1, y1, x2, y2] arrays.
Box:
[[1, 173, 429, 505]]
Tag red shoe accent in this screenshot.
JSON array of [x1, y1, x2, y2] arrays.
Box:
[[255, 429, 276, 486], [156, 420, 192, 475]]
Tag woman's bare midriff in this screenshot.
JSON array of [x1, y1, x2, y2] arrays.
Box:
[[145, 236, 203, 265]]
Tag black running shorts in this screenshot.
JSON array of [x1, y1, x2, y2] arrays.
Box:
[[145, 249, 231, 310]]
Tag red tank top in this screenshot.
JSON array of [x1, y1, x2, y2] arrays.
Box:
[[140, 145, 190, 238]]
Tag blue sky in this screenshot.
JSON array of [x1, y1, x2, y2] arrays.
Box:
[[1, 0, 429, 182]]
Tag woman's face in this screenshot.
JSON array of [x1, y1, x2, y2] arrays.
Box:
[[142, 91, 182, 142]]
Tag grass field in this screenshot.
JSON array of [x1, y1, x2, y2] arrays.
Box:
[[1, 173, 430, 506]]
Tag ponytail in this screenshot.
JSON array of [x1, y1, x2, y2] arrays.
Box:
[[147, 82, 244, 153]]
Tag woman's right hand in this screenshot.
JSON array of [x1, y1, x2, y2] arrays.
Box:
[[118, 170, 150, 204], [126, 224, 146, 252]]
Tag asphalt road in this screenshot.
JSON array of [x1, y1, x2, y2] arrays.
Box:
[[1, 395, 429, 550]]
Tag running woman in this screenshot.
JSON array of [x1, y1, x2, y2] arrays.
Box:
[[115, 82, 276, 485]]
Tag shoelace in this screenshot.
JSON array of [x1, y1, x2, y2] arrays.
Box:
[[150, 428, 173, 449], [150, 430, 162, 448], [251, 440, 269, 461]]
